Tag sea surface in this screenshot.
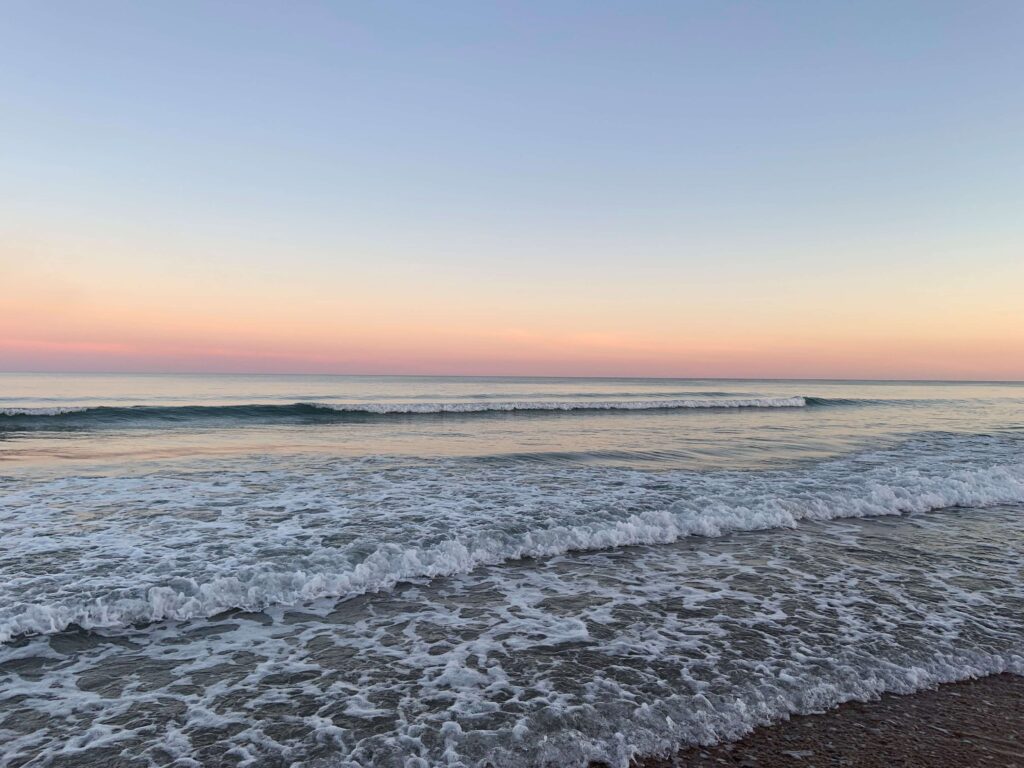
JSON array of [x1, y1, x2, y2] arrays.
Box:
[[1, 373, 1023, 767]]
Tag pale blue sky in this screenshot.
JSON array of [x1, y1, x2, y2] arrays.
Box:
[[2, 1, 1023, 377], [4, 1, 1021, 260]]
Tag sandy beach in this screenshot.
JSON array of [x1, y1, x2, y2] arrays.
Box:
[[631, 674, 1024, 767]]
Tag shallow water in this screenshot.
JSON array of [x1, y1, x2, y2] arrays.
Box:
[[1, 375, 1022, 766]]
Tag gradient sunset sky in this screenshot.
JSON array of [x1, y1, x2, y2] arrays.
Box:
[[2, 1, 1022, 379]]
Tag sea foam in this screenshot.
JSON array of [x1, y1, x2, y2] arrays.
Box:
[[2, 435, 1022, 643], [303, 396, 807, 413], [0, 406, 90, 416]]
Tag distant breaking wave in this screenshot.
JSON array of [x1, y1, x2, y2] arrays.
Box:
[[0, 406, 91, 416], [0, 397, 807, 427], [0, 395, 948, 430], [306, 396, 807, 413]]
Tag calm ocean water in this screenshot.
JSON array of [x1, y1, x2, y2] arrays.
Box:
[[2, 373, 1023, 766]]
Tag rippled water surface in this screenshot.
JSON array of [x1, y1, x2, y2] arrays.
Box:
[[1, 374, 1022, 766]]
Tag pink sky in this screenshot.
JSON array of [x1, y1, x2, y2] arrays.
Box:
[[3, 2, 1023, 380], [4, 229, 1023, 380]]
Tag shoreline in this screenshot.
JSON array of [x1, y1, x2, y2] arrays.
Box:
[[627, 673, 1024, 767]]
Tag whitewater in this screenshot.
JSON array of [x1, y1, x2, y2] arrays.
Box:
[[0, 396, 806, 429], [1, 374, 1023, 767]]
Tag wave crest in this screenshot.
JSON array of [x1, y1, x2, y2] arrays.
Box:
[[303, 397, 807, 413], [3, 455, 1022, 643], [0, 406, 89, 416], [0, 397, 807, 429]]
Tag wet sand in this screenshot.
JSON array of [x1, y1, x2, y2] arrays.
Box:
[[632, 674, 1024, 767]]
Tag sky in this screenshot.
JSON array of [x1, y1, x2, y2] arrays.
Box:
[[1, 1, 1022, 379]]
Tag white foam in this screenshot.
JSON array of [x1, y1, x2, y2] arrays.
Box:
[[304, 397, 807, 413], [0, 406, 89, 416], [2, 438, 1022, 643], [3, 506, 1024, 767]]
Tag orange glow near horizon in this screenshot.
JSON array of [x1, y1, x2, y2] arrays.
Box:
[[3, 2, 1023, 381], [3, 233, 1023, 380]]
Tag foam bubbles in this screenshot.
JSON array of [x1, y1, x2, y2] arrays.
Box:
[[1, 505, 1022, 766], [304, 396, 808, 413], [0, 406, 89, 416], [2, 433, 1023, 643]]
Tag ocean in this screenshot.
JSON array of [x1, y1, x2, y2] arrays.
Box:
[[1, 373, 1022, 767]]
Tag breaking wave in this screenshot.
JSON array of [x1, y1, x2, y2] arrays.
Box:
[[305, 396, 807, 413], [3, 447, 1022, 643], [0, 396, 807, 429]]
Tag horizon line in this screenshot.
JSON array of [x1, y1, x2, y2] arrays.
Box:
[[1, 370, 1022, 385]]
